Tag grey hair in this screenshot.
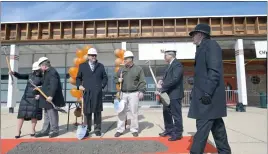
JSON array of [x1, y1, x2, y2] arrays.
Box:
[[40, 60, 51, 67], [168, 52, 176, 58]]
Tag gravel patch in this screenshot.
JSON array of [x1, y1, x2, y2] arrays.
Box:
[[8, 140, 168, 154]]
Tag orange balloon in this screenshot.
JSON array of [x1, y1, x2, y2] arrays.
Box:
[[70, 88, 82, 98], [74, 58, 86, 67], [115, 58, 123, 66], [114, 67, 120, 73], [69, 77, 76, 85], [68, 67, 78, 78], [76, 49, 85, 58], [117, 49, 125, 59], [114, 49, 121, 57], [83, 54, 88, 61]]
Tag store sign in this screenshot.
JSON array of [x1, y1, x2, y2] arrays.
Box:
[[138, 42, 196, 60], [255, 41, 267, 58]]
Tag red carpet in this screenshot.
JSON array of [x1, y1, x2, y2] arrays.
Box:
[[1, 136, 217, 154]]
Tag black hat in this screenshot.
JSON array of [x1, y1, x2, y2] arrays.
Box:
[[189, 23, 211, 36]]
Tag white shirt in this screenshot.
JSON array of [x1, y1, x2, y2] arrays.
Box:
[[170, 58, 175, 65]]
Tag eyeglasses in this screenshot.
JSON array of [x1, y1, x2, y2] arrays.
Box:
[[88, 54, 97, 57]]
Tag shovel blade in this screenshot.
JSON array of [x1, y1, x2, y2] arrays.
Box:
[[76, 125, 88, 140]]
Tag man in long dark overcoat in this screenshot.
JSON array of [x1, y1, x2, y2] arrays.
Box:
[[76, 48, 108, 137], [35, 57, 65, 138], [188, 23, 231, 154]]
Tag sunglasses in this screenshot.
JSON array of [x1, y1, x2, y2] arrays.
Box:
[[88, 54, 97, 57]]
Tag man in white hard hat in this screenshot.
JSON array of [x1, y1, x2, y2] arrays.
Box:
[[114, 50, 146, 137], [76, 48, 108, 137], [34, 57, 65, 138]]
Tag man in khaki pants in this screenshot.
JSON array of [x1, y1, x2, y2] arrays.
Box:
[[114, 50, 147, 137]]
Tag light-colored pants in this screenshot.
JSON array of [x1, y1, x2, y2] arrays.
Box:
[[116, 91, 139, 133]]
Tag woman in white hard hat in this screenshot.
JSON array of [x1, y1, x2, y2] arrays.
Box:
[[9, 61, 43, 139]]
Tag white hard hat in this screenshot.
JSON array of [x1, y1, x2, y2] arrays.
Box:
[[87, 48, 98, 55], [32, 61, 40, 71], [37, 57, 49, 65], [124, 50, 134, 58]]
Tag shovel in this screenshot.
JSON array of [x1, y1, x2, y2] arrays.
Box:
[[76, 91, 88, 140], [2, 47, 14, 84], [145, 60, 170, 106], [28, 79, 67, 113]]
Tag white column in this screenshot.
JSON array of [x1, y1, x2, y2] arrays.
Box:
[[121, 42, 126, 50], [235, 39, 248, 105], [7, 44, 19, 112]]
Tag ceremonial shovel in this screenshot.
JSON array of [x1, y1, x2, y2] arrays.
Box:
[[145, 60, 170, 106], [76, 91, 88, 140], [2, 47, 14, 84], [28, 79, 67, 113]]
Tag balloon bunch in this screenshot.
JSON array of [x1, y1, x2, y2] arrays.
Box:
[[114, 49, 125, 93], [68, 45, 92, 104]]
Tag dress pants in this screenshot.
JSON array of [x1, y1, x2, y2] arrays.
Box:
[[84, 112, 102, 132], [163, 99, 183, 136], [190, 118, 231, 154], [41, 108, 59, 134]]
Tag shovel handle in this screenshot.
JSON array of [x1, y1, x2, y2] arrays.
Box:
[[29, 79, 52, 104]]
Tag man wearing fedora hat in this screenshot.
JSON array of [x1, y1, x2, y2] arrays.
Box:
[[188, 24, 231, 154]]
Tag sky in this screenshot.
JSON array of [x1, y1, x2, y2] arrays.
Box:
[[1, 1, 267, 22]]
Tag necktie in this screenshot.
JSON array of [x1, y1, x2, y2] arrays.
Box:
[[91, 64, 94, 71]]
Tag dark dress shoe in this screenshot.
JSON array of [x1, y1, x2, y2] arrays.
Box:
[[49, 132, 59, 138], [159, 131, 172, 137], [35, 132, 49, 138], [15, 131, 22, 139], [168, 135, 182, 141], [114, 132, 123, 137], [132, 132, 139, 137], [95, 131, 101, 136]]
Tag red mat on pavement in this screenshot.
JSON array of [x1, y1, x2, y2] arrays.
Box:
[[1, 136, 217, 154]]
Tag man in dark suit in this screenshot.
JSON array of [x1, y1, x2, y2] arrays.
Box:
[[35, 57, 65, 138], [188, 23, 231, 154], [156, 50, 184, 141], [76, 48, 108, 137]]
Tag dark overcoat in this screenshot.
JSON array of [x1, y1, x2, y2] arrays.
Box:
[[188, 38, 227, 120], [14, 72, 43, 121], [76, 61, 108, 114], [161, 59, 184, 100], [39, 67, 65, 109]]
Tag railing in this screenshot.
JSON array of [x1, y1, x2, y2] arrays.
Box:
[[225, 90, 238, 106], [1, 90, 238, 107], [113, 90, 238, 107]]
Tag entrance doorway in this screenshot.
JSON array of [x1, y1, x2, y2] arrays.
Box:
[[224, 76, 238, 105]]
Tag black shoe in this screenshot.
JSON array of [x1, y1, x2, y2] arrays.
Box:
[[114, 132, 123, 137], [35, 132, 49, 138], [168, 135, 182, 141], [159, 131, 171, 137], [15, 131, 21, 139], [30, 133, 35, 137], [49, 132, 59, 138], [95, 131, 101, 136], [132, 132, 139, 137]]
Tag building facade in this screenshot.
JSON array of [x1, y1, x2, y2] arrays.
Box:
[[0, 15, 267, 107]]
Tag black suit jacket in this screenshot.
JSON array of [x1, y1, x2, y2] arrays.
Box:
[[161, 59, 184, 100], [39, 67, 65, 109], [188, 38, 227, 120]]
